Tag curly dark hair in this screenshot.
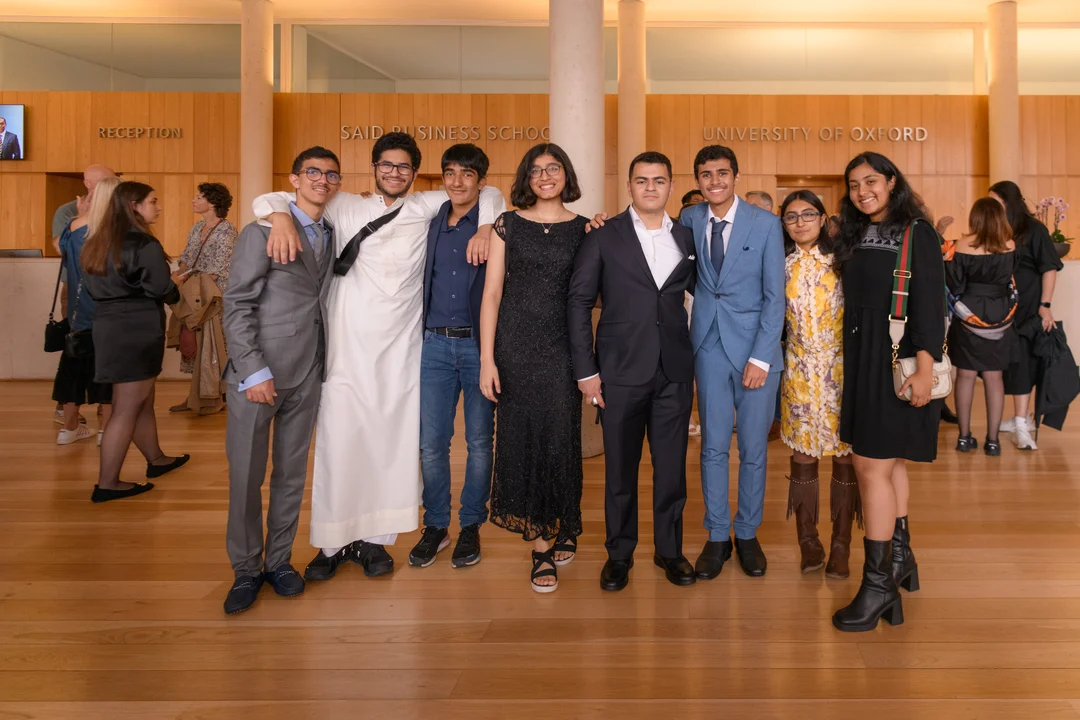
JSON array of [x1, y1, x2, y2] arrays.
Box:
[[510, 143, 581, 209], [198, 182, 233, 219], [833, 152, 930, 273], [372, 131, 421, 169]]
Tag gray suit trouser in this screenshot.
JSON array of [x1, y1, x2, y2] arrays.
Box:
[[225, 362, 322, 577]]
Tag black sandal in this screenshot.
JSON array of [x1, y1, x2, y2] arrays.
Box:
[[553, 535, 577, 566], [530, 549, 558, 594]]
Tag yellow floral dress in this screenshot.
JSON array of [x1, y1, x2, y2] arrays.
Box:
[[781, 245, 850, 458]]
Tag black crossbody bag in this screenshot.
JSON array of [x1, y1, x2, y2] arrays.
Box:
[[333, 205, 403, 276], [44, 257, 69, 352]]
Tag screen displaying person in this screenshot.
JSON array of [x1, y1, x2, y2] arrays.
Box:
[[0, 117, 22, 160]]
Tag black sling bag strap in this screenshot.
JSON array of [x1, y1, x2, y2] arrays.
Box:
[[333, 205, 404, 276]]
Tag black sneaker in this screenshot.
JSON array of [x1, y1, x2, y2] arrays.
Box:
[[223, 574, 264, 615], [304, 547, 347, 581], [409, 526, 450, 567], [984, 437, 1002, 456], [452, 524, 482, 568], [350, 541, 394, 577], [956, 435, 978, 453], [264, 564, 305, 597]]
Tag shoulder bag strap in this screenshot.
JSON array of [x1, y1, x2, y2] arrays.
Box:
[[888, 221, 915, 357], [334, 204, 403, 276], [48, 253, 65, 321]]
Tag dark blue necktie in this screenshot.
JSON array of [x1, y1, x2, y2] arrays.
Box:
[[710, 218, 728, 275]]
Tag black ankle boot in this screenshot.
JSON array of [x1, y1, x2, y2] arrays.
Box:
[[892, 516, 919, 592], [832, 538, 903, 632]]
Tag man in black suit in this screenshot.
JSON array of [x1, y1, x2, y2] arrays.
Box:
[[568, 151, 698, 591], [0, 117, 21, 160]]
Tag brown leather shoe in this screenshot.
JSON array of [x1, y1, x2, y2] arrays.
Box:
[[787, 457, 824, 573], [826, 460, 862, 579]]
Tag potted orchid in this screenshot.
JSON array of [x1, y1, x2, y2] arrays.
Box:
[[1036, 196, 1072, 259]]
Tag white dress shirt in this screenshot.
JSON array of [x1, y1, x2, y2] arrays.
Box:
[[704, 194, 770, 374], [629, 205, 684, 288]]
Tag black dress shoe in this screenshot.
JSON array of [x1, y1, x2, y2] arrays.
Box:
[[223, 574, 264, 615], [734, 537, 768, 577], [264, 564, 305, 597], [694, 539, 733, 579], [451, 524, 482, 568], [600, 558, 634, 592], [304, 547, 347, 581], [941, 403, 959, 425], [350, 541, 394, 577], [146, 454, 191, 479], [653, 554, 696, 586]]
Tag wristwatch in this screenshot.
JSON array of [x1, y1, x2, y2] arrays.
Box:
[[1040, 302, 1052, 309]]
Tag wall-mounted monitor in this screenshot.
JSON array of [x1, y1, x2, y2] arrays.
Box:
[[0, 105, 26, 161]]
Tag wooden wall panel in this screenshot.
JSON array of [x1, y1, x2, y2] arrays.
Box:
[[1018, 97, 1080, 242]]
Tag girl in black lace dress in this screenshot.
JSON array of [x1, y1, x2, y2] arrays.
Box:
[[479, 143, 588, 593], [831, 153, 946, 633]]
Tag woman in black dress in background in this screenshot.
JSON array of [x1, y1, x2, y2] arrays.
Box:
[[82, 181, 189, 503], [946, 198, 1017, 456], [988, 181, 1063, 451], [479, 143, 588, 593], [831, 152, 946, 632]]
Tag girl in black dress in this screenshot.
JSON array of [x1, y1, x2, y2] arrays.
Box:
[[831, 152, 946, 633], [988, 181, 1063, 451], [479, 143, 588, 593], [82, 182, 189, 503], [946, 198, 1018, 456]]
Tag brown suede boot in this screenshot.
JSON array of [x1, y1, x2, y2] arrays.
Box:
[[826, 460, 862, 579], [787, 457, 825, 573]]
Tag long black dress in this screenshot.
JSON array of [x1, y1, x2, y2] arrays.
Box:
[[945, 251, 1018, 371], [489, 211, 587, 541], [1003, 222, 1063, 395], [840, 221, 946, 462]]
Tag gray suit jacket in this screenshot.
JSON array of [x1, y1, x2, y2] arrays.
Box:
[[0, 132, 21, 160], [223, 213, 335, 389]]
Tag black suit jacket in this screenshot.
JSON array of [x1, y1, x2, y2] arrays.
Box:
[[423, 200, 486, 330], [568, 208, 697, 386], [0, 132, 21, 160]]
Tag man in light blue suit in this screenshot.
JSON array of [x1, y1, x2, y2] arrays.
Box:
[[680, 145, 784, 579]]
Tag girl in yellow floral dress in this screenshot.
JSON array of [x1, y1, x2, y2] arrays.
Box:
[[779, 191, 860, 578]]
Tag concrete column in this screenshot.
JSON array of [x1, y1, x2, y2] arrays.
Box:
[[617, 0, 646, 210], [987, 0, 1019, 183], [240, 0, 274, 226], [549, 0, 605, 216]]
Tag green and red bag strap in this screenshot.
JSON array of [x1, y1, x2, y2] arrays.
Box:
[[888, 221, 915, 363]]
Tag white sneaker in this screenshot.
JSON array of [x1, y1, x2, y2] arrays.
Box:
[[999, 416, 1016, 433], [57, 425, 95, 445], [688, 422, 701, 437], [1013, 418, 1038, 451]]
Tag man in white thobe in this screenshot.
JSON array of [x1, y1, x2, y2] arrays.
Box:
[[253, 132, 506, 580]]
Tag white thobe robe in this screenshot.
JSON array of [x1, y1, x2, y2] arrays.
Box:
[[253, 187, 506, 549]]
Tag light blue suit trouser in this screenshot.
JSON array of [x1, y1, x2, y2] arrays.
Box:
[[695, 321, 780, 541]]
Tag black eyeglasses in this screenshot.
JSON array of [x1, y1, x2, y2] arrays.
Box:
[[782, 210, 822, 225], [303, 167, 342, 185], [374, 161, 416, 176], [528, 164, 563, 178]]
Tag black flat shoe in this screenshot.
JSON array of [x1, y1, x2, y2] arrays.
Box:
[[146, 454, 191, 479], [654, 554, 696, 586], [984, 438, 1001, 456], [350, 541, 394, 577], [304, 547, 347, 581], [264, 564, 305, 597], [90, 482, 154, 503], [600, 558, 633, 591], [734, 537, 768, 577], [956, 435, 978, 452], [695, 539, 733, 580], [940, 404, 959, 425], [223, 574, 264, 615]]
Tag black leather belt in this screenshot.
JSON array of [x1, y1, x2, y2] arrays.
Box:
[[430, 326, 472, 338]]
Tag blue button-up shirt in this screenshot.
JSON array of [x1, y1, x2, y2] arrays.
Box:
[[238, 203, 328, 391], [427, 202, 478, 329]]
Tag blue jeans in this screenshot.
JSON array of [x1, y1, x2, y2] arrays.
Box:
[[419, 331, 495, 529]]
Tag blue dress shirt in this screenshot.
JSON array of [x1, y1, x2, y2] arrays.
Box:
[[427, 202, 478, 329]]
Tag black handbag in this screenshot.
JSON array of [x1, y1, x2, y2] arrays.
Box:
[[44, 256, 69, 352], [63, 279, 95, 359]]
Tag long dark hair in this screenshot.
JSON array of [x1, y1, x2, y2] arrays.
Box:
[[834, 152, 930, 272], [779, 190, 834, 256], [510, 143, 581, 208], [988, 180, 1036, 243], [82, 181, 158, 275]]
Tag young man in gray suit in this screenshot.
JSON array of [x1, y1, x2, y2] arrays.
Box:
[[221, 146, 341, 614]]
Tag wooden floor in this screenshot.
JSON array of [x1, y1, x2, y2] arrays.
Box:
[[2, 380, 1080, 719]]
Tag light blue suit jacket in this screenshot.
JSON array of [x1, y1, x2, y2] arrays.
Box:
[[680, 200, 785, 371]]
